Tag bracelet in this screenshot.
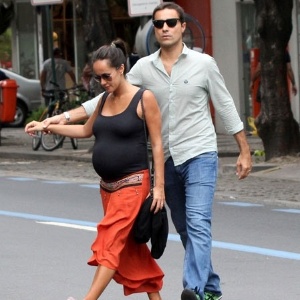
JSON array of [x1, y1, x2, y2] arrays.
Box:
[[63, 111, 71, 123]]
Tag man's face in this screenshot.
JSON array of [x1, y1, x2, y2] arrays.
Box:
[[153, 8, 186, 49]]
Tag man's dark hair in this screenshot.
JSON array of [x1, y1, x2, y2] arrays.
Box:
[[152, 2, 185, 23], [53, 48, 62, 56]]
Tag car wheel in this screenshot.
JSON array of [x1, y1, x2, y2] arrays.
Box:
[[8, 100, 27, 128]]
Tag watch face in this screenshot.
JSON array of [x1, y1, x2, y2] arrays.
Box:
[[64, 112, 70, 121]]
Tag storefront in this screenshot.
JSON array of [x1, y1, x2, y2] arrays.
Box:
[[7, 0, 140, 84], [2, 0, 299, 131]]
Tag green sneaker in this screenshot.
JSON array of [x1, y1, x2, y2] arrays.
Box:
[[181, 288, 201, 300], [204, 291, 222, 300]]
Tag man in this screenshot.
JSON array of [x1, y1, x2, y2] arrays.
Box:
[[40, 48, 77, 106], [43, 3, 252, 300]]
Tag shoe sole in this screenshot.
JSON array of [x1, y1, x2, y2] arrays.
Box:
[[181, 289, 200, 300]]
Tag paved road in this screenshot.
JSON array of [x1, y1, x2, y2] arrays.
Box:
[[1, 127, 300, 299], [1, 174, 300, 300]]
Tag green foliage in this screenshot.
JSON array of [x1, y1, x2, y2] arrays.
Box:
[[254, 149, 265, 156], [253, 149, 265, 163], [0, 28, 12, 61], [25, 105, 46, 124]]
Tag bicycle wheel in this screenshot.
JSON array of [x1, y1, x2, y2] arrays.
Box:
[[31, 105, 49, 151], [41, 133, 64, 151], [70, 138, 78, 150], [32, 131, 42, 151]]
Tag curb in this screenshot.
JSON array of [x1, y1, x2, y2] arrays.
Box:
[[221, 163, 279, 174], [0, 149, 242, 162], [0, 150, 92, 163]]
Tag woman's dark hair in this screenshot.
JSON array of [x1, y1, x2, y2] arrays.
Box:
[[91, 38, 128, 73], [152, 2, 185, 23]]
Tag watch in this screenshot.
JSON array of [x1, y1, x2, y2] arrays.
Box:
[[63, 111, 71, 123]]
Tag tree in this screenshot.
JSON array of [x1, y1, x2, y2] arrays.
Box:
[[0, 0, 14, 35], [253, 0, 300, 160], [76, 0, 116, 59]]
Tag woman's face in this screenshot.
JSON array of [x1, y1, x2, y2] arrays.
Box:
[[93, 59, 124, 92]]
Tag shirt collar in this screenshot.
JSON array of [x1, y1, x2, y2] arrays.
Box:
[[152, 43, 189, 65]]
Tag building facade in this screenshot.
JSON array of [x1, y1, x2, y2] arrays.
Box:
[[3, 0, 300, 132]]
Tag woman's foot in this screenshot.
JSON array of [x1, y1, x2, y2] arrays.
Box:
[[148, 292, 162, 300]]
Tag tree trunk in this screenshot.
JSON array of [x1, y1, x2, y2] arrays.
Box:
[[0, 0, 14, 35], [253, 0, 300, 160], [77, 0, 116, 57]]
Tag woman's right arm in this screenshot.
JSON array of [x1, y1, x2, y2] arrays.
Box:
[[25, 97, 102, 139], [42, 93, 103, 127]]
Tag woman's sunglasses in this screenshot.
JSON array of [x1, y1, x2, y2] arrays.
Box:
[[152, 18, 180, 29], [93, 67, 120, 83], [93, 73, 112, 83]]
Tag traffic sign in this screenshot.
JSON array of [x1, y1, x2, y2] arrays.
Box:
[[31, 0, 63, 6], [128, 0, 162, 17]]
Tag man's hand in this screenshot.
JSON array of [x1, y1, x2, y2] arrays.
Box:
[[236, 152, 252, 180], [233, 130, 252, 180], [43, 114, 67, 129]]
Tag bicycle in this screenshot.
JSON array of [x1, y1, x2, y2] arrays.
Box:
[[31, 119, 44, 151], [31, 85, 87, 151]]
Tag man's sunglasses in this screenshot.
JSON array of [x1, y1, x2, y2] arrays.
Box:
[[152, 18, 180, 29], [93, 73, 112, 83]]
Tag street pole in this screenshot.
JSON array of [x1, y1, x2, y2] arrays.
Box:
[[72, 0, 78, 82], [45, 4, 57, 86]]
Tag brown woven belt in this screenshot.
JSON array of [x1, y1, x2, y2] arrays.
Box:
[[100, 173, 144, 192]]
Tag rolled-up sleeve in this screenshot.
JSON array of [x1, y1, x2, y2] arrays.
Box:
[[82, 93, 104, 117], [206, 57, 244, 135]]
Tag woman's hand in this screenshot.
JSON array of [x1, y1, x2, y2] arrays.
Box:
[[151, 185, 165, 214], [24, 121, 46, 136]]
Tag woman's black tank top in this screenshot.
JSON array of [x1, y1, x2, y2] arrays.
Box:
[[92, 89, 148, 181]]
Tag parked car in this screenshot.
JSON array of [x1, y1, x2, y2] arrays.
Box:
[[0, 68, 43, 127]]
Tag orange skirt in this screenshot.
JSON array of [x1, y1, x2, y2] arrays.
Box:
[[87, 170, 164, 296]]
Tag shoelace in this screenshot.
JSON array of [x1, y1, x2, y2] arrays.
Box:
[[193, 287, 201, 300], [204, 292, 221, 300]]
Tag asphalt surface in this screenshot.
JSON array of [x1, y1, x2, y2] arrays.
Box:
[[1, 127, 300, 300], [1, 127, 300, 207], [2, 174, 300, 300]]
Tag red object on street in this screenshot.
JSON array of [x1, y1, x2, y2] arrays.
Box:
[[0, 79, 18, 123], [250, 48, 261, 117]]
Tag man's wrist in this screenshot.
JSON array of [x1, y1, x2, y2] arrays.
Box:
[[63, 111, 71, 123]]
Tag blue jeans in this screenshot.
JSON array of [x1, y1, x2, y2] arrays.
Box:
[[165, 153, 221, 300]]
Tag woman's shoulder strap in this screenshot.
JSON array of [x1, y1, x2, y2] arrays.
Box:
[[132, 88, 146, 104], [98, 91, 109, 113]]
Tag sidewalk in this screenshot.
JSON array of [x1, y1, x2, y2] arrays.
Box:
[[1, 127, 300, 183], [0, 127, 262, 161], [0, 127, 94, 162]]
